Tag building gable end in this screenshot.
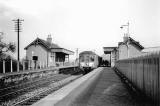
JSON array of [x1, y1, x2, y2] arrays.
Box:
[[24, 38, 50, 50]]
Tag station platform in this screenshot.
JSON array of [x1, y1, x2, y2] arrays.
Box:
[[32, 67, 143, 106], [76, 67, 137, 106]]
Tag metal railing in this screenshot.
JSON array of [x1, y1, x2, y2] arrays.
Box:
[[115, 53, 160, 104]]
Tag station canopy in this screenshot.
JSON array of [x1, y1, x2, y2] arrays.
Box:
[[103, 47, 117, 54]]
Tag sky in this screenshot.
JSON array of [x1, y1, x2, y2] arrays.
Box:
[[0, 0, 160, 60]]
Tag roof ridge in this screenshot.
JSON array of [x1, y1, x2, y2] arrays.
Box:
[[38, 37, 61, 48], [24, 37, 61, 50], [128, 37, 144, 49]]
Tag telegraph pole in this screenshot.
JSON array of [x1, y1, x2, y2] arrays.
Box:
[[13, 19, 24, 72]]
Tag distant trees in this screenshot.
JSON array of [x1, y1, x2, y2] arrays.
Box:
[[0, 42, 16, 54], [0, 34, 16, 60], [0, 55, 22, 73], [0, 34, 17, 73]]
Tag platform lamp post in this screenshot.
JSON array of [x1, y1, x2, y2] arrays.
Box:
[[13, 19, 24, 72], [120, 22, 130, 58], [120, 22, 129, 36]]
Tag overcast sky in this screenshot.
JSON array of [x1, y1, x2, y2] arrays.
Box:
[[0, 0, 160, 60]]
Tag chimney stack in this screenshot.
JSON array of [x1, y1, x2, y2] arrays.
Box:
[[47, 34, 52, 44], [123, 33, 128, 43]]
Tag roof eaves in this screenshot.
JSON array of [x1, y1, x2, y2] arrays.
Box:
[[128, 37, 144, 49], [63, 48, 74, 54], [38, 39, 51, 49], [129, 40, 144, 49], [24, 37, 39, 50], [24, 37, 50, 50]]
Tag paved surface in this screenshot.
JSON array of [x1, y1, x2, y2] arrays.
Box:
[[32, 68, 103, 106], [73, 67, 145, 106], [33, 67, 151, 106]]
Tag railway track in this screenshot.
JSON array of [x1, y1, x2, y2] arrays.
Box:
[[0, 74, 70, 103], [0, 74, 57, 94], [12, 75, 81, 106], [12, 81, 64, 106], [0, 70, 82, 99], [0, 68, 83, 106]]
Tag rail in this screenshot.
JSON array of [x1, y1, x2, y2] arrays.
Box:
[[32, 67, 103, 106], [12, 75, 81, 106]]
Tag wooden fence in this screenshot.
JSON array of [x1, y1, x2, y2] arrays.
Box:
[[0, 59, 19, 73], [115, 53, 160, 104], [0, 59, 76, 74]]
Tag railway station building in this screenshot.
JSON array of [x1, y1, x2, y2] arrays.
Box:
[[103, 47, 118, 67], [103, 35, 144, 67], [24, 35, 74, 69]]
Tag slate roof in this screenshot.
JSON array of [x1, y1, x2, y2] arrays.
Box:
[[40, 38, 60, 49], [118, 37, 144, 50], [24, 37, 74, 55], [24, 37, 61, 50]]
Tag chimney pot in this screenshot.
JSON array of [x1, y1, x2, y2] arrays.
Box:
[[47, 35, 52, 44]]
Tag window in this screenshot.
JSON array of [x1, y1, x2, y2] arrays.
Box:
[[90, 56, 94, 62], [80, 56, 84, 62]]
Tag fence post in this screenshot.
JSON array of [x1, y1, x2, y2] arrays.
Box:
[[3, 60, 5, 73], [29, 60, 31, 70], [23, 61, 25, 70], [11, 59, 13, 72], [47, 63, 50, 67], [36, 61, 38, 70], [28, 60, 30, 70], [17, 61, 19, 72], [40, 61, 41, 69]]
